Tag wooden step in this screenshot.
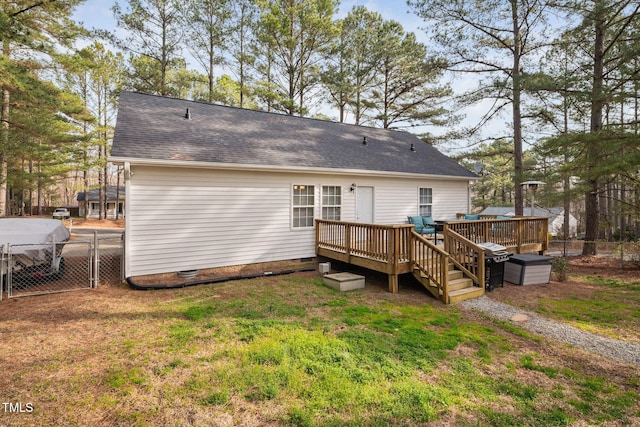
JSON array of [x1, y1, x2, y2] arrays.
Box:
[[448, 270, 463, 280], [448, 286, 484, 304], [414, 265, 484, 304], [448, 277, 473, 291]]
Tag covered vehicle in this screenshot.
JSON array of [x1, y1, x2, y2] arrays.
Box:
[[1, 218, 70, 281]]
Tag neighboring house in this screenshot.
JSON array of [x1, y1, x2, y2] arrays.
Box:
[[480, 206, 577, 238], [110, 91, 477, 278], [77, 186, 125, 219]]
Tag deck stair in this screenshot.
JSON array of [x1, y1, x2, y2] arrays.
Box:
[[413, 261, 484, 304]]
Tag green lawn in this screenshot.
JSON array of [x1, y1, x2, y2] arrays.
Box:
[[0, 273, 638, 426]]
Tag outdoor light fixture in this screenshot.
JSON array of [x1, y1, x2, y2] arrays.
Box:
[[521, 181, 545, 216], [350, 183, 357, 192]]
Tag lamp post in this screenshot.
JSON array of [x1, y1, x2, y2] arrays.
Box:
[[520, 181, 545, 216]]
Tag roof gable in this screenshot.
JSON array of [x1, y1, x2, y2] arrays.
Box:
[[111, 91, 476, 179]]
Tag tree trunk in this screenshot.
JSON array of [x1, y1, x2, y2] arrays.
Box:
[[511, 0, 524, 217], [1, 87, 8, 217], [583, 2, 605, 255]]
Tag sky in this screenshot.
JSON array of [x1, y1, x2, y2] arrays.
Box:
[[72, 0, 425, 37], [71, 0, 497, 151]]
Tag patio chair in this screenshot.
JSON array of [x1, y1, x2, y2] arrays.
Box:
[[408, 216, 436, 237]]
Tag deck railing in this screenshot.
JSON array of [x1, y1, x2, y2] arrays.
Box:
[[443, 231, 484, 288], [445, 217, 548, 253], [411, 231, 450, 299], [315, 220, 414, 292]]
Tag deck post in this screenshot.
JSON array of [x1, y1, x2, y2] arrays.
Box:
[[387, 227, 398, 293], [388, 274, 399, 293]]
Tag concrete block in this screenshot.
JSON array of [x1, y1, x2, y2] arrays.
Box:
[[323, 272, 365, 291]]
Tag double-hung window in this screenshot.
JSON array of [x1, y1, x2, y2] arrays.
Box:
[[321, 186, 341, 220], [419, 187, 433, 217], [292, 185, 315, 228]]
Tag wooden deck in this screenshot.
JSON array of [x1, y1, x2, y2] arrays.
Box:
[[315, 217, 549, 304]]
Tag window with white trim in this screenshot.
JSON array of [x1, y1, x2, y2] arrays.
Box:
[[292, 184, 315, 228], [321, 185, 341, 220], [419, 187, 433, 217]]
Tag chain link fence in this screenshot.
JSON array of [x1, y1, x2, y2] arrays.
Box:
[[1, 232, 124, 300], [548, 239, 640, 263]]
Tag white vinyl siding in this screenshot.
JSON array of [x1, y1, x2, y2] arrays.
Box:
[[124, 166, 471, 277]]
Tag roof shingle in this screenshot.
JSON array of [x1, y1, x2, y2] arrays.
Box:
[[111, 91, 476, 178]]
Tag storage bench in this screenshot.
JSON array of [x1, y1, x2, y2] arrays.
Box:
[[504, 254, 553, 285]]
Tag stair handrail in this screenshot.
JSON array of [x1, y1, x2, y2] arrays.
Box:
[[442, 227, 484, 288], [410, 230, 450, 303]]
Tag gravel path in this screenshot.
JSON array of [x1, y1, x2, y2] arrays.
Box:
[[459, 296, 640, 366]]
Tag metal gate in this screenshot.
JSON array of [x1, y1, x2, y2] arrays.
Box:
[[1, 232, 124, 300]]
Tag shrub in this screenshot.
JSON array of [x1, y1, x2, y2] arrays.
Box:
[[552, 257, 569, 282]]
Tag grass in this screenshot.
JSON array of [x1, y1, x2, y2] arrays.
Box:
[[0, 273, 638, 426], [534, 275, 640, 340]]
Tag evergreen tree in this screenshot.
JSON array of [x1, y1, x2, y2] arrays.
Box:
[[111, 0, 184, 96], [255, 0, 338, 116], [409, 0, 553, 216]]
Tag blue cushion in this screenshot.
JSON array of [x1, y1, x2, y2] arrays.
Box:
[[464, 214, 480, 220], [408, 216, 424, 226], [421, 226, 435, 235], [421, 216, 434, 225], [496, 215, 513, 219]]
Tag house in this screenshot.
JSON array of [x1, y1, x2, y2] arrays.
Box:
[[110, 91, 477, 279], [77, 186, 125, 219], [480, 206, 577, 238]]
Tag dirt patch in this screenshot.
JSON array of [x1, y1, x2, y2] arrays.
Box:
[[70, 218, 125, 229], [487, 255, 639, 307], [129, 259, 318, 287]]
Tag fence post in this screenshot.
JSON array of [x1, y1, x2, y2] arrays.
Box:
[[0, 244, 3, 302], [93, 231, 99, 288], [121, 231, 126, 283], [7, 245, 12, 298]]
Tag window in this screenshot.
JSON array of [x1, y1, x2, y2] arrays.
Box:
[[292, 185, 315, 228], [419, 187, 433, 217], [322, 186, 341, 220]]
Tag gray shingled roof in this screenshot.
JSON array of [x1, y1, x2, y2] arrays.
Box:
[[77, 186, 125, 202], [111, 91, 476, 178], [481, 206, 563, 217]]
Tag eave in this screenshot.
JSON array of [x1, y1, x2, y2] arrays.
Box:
[[109, 156, 478, 182]]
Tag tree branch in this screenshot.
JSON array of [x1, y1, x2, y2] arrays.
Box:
[[10, 0, 58, 17]]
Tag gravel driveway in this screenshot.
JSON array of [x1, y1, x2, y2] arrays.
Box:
[[460, 296, 640, 366]]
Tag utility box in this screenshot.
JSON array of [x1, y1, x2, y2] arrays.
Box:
[[504, 254, 553, 286], [323, 272, 365, 291]]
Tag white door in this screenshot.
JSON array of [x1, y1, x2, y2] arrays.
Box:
[[356, 186, 374, 223]]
